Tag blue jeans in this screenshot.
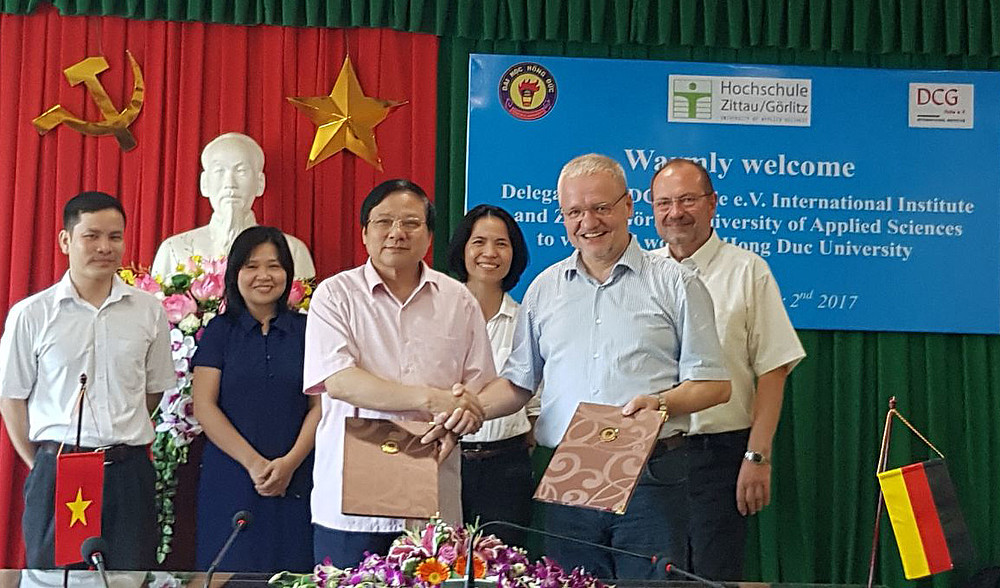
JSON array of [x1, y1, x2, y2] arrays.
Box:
[[542, 441, 689, 579], [686, 429, 750, 581], [312, 524, 398, 568]]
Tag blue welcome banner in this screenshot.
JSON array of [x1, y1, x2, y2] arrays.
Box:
[[466, 54, 1000, 334]]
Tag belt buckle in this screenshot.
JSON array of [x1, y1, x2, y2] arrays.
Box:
[[92, 445, 113, 465]]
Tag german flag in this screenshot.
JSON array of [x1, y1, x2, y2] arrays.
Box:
[[877, 459, 973, 579]]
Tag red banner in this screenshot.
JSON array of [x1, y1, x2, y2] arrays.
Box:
[[0, 5, 438, 568]]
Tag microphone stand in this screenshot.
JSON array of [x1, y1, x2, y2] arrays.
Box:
[[464, 520, 725, 588], [664, 564, 725, 588], [204, 511, 253, 588]]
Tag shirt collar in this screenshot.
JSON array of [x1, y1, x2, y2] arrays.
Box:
[[236, 308, 292, 334], [668, 230, 723, 274], [55, 272, 132, 307], [494, 292, 518, 320], [363, 259, 438, 296], [564, 235, 642, 280]]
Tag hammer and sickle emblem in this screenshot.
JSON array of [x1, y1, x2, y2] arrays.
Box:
[[32, 51, 144, 151]]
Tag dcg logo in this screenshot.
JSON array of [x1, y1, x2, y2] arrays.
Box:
[[916, 87, 960, 106]]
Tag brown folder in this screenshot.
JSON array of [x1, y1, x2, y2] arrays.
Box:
[[534, 402, 664, 514], [341, 417, 440, 518]]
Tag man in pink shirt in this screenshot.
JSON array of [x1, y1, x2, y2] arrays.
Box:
[[303, 179, 496, 567]]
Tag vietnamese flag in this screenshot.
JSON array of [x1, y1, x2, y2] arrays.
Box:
[[877, 459, 973, 579], [54, 452, 104, 566]]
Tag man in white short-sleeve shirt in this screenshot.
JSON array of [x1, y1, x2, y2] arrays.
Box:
[[0, 191, 175, 569]]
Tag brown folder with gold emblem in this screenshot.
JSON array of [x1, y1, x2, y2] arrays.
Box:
[[534, 402, 664, 514], [342, 417, 439, 518]]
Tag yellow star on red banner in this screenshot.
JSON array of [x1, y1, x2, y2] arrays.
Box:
[[65, 487, 92, 527], [287, 56, 406, 170]]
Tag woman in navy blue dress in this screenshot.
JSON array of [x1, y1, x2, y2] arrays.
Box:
[[192, 226, 320, 572]]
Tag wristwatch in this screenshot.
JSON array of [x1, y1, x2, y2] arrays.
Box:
[[744, 450, 770, 465]]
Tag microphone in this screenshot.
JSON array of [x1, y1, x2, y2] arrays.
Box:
[[80, 537, 111, 588], [204, 510, 253, 588]]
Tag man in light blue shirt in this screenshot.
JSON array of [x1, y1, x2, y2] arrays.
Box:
[[442, 153, 731, 579]]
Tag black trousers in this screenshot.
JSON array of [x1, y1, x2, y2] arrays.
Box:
[[460, 438, 534, 548], [23, 446, 157, 570], [686, 428, 751, 581]]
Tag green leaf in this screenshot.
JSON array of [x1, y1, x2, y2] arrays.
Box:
[[170, 274, 192, 291]]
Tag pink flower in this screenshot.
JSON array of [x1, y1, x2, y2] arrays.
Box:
[[190, 272, 225, 301], [288, 280, 306, 306], [200, 257, 227, 275], [162, 294, 197, 324], [134, 273, 162, 295], [437, 544, 457, 565]]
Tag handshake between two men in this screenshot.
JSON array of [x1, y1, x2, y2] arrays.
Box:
[[419, 380, 677, 462], [419, 383, 486, 462]]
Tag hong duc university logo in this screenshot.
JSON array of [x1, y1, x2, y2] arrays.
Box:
[[499, 62, 557, 121]]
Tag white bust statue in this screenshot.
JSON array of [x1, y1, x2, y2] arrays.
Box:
[[151, 132, 316, 279]]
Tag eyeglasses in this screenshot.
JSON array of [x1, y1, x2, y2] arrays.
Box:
[[652, 192, 713, 211], [367, 217, 426, 233], [560, 191, 630, 222]]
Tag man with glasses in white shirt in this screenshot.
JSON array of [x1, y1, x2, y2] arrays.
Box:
[[651, 158, 805, 581], [303, 179, 494, 568]]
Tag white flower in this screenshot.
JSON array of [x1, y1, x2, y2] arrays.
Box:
[[201, 311, 216, 326], [178, 313, 201, 335], [155, 392, 202, 444], [170, 330, 197, 362], [148, 571, 182, 588]]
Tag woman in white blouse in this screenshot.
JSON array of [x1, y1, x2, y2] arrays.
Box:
[[447, 204, 532, 547]]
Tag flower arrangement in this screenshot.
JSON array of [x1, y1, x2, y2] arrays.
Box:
[[119, 256, 314, 563], [269, 519, 608, 588]]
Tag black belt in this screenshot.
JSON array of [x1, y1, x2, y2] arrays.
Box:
[[461, 433, 527, 460], [650, 434, 687, 457], [37, 442, 148, 464], [684, 428, 751, 450]]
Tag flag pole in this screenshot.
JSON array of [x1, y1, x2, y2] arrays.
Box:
[[867, 396, 897, 588], [63, 373, 88, 582], [73, 374, 87, 451]]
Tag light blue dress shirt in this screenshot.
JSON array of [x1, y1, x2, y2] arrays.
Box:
[[501, 236, 729, 446]]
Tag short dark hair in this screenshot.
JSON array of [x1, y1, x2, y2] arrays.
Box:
[[446, 205, 529, 292], [223, 226, 295, 318], [650, 158, 715, 194], [359, 179, 435, 233], [63, 191, 126, 232]]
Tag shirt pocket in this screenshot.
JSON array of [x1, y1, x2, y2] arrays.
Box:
[[111, 330, 153, 395]]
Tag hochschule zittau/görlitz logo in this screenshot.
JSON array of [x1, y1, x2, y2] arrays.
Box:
[[671, 78, 712, 119], [499, 62, 557, 121]]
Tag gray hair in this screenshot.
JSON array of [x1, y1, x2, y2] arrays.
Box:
[[557, 153, 627, 193]]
